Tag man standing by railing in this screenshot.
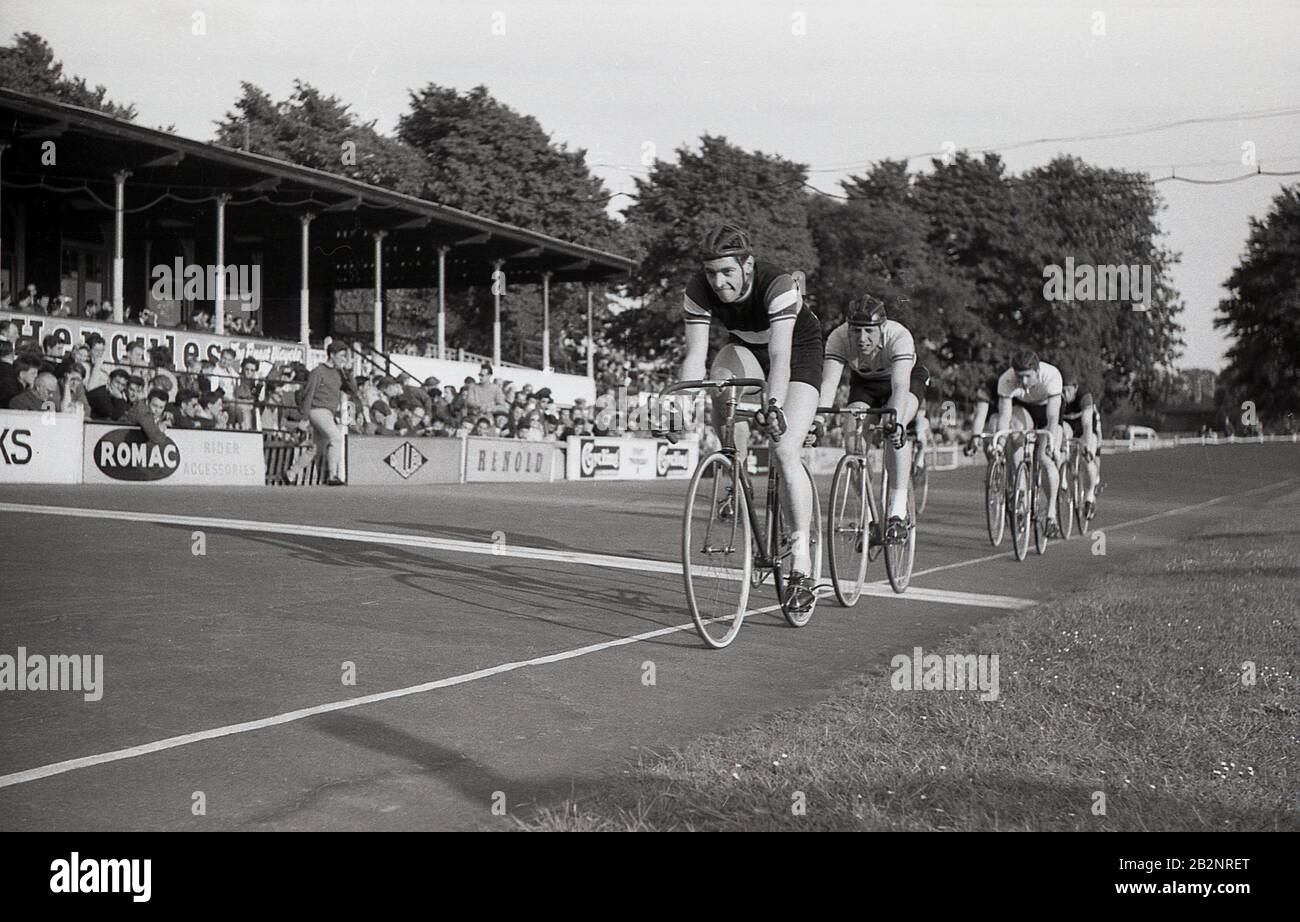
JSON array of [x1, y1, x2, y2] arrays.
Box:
[[283, 340, 359, 486]]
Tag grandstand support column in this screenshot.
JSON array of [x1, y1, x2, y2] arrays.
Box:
[[113, 170, 131, 323], [586, 285, 594, 379], [437, 245, 448, 360], [299, 213, 315, 354], [492, 259, 504, 368], [0, 143, 7, 287], [214, 194, 229, 334], [372, 230, 386, 353], [542, 271, 552, 373]]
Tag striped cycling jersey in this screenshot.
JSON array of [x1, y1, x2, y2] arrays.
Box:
[[683, 260, 802, 346], [824, 320, 916, 380]]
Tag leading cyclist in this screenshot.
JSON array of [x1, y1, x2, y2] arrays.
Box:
[[678, 222, 825, 605]]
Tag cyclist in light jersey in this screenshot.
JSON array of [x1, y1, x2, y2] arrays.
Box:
[[992, 350, 1065, 537], [817, 295, 927, 543], [679, 223, 825, 603]]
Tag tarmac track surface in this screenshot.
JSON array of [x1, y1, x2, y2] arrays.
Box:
[[0, 442, 1295, 830]]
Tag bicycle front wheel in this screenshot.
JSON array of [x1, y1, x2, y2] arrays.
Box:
[[985, 455, 1007, 547], [1011, 461, 1032, 561], [681, 452, 753, 649], [828, 453, 870, 607]]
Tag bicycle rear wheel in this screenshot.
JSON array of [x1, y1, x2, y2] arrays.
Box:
[[913, 450, 930, 516], [882, 466, 918, 593], [985, 455, 1007, 547], [681, 452, 753, 648], [828, 453, 870, 607], [771, 461, 823, 627], [1011, 460, 1031, 561]]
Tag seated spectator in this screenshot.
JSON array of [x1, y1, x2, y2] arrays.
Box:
[[171, 389, 207, 429], [41, 335, 66, 377], [62, 362, 92, 417], [9, 369, 59, 411], [518, 411, 546, 442], [403, 374, 434, 418], [178, 354, 203, 391], [124, 342, 148, 378], [0, 318, 19, 346], [198, 358, 220, 396], [152, 371, 178, 403], [199, 392, 228, 429], [88, 368, 131, 420], [555, 407, 577, 441], [505, 405, 526, 437], [191, 308, 214, 331], [85, 335, 110, 390], [0, 342, 21, 406], [50, 295, 73, 317], [100, 299, 114, 319], [126, 375, 147, 405], [84, 299, 101, 319], [472, 417, 493, 437], [120, 387, 171, 446], [368, 399, 398, 436], [34, 293, 51, 315], [535, 388, 558, 426], [148, 345, 174, 377], [15, 290, 34, 311], [492, 409, 510, 436]]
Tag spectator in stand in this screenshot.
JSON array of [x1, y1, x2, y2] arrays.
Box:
[[84, 299, 101, 319], [177, 354, 203, 391], [535, 388, 558, 427], [50, 295, 73, 317], [152, 371, 178, 404], [492, 409, 510, 437], [472, 417, 493, 437], [85, 335, 110, 390], [9, 370, 60, 411], [41, 335, 66, 377], [282, 340, 358, 486], [402, 373, 434, 418], [519, 411, 546, 442], [505, 405, 526, 437], [199, 392, 228, 429], [0, 318, 20, 346], [120, 387, 171, 446], [171, 389, 206, 429], [192, 308, 214, 331], [124, 341, 148, 379], [148, 345, 174, 378], [0, 341, 20, 406], [126, 375, 147, 406], [198, 358, 220, 396], [88, 368, 131, 420], [465, 363, 508, 419], [555, 407, 577, 441], [231, 356, 261, 430], [217, 347, 240, 390], [62, 363, 92, 417], [34, 293, 51, 315], [15, 290, 34, 311], [365, 399, 396, 435]]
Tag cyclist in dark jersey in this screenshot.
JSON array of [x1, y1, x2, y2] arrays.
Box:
[[1059, 366, 1102, 522], [679, 223, 824, 606]]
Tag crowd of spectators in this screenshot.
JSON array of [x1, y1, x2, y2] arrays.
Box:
[[6, 284, 260, 334]]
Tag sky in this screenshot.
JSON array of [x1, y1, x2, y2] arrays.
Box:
[[3, 0, 1297, 370]]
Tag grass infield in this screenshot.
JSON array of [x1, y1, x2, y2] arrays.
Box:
[[522, 491, 1299, 831]]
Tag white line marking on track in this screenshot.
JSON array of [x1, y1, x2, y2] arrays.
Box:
[[0, 502, 1032, 607], [0, 602, 782, 791]]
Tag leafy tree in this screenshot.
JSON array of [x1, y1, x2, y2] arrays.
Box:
[[1215, 184, 1300, 420], [0, 32, 136, 119], [397, 84, 618, 248], [612, 134, 818, 362]]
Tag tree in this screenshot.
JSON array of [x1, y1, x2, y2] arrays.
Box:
[[613, 134, 818, 361], [1215, 184, 1300, 420], [397, 84, 618, 248], [214, 82, 430, 195], [0, 32, 136, 119]]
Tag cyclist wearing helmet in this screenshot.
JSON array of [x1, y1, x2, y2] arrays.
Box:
[[817, 294, 927, 544], [680, 222, 825, 604], [1059, 367, 1101, 522], [992, 350, 1065, 537]]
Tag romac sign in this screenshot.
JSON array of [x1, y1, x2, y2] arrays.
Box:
[[92, 428, 180, 481]]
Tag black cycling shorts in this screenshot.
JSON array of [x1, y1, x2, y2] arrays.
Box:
[[1018, 399, 1050, 430], [847, 364, 930, 408], [728, 308, 824, 390]]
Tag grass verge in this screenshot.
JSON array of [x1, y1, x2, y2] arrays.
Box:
[[522, 492, 1300, 831]]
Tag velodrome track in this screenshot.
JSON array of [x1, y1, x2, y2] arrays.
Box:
[[0, 442, 1296, 830]]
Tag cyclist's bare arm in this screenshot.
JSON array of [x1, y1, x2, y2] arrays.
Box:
[[887, 357, 916, 424], [996, 395, 1014, 434], [765, 318, 796, 407], [817, 355, 846, 409], [680, 321, 710, 383]]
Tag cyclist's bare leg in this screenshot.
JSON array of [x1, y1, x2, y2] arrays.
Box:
[[1040, 427, 1061, 524], [708, 344, 763, 464], [773, 381, 819, 574], [885, 391, 919, 520]]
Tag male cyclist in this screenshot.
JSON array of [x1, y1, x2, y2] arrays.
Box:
[[817, 295, 926, 544], [1060, 367, 1102, 522], [678, 223, 824, 606], [983, 350, 1066, 537]]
